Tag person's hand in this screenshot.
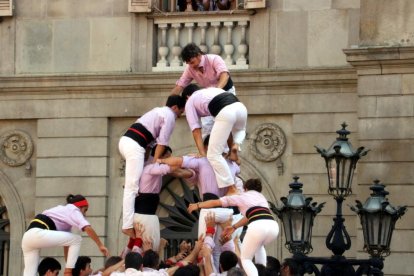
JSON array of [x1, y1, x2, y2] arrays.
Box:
[[187, 203, 199, 213], [199, 244, 212, 258], [99, 245, 110, 256], [218, 217, 232, 230], [160, 238, 168, 249], [219, 233, 231, 245], [133, 222, 145, 239], [221, 226, 235, 239], [142, 238, 153, 252], [205, 212, 215, 228]]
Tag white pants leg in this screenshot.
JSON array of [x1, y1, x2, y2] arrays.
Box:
[[133, 213, 160, 252], [207, 102, 247, 188], [240, 220, 279, 276], [22, 228, 82, 276], [119, 136, 146, 230], [200, 87, 236, 140]]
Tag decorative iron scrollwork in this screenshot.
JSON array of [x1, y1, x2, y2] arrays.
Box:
[[249, 123, 286, 162], [0, 130, 34, 167]]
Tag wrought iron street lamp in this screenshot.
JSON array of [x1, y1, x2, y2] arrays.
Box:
[[270, 176, 325, 255], [272, 123, 407, 276], [351, 180, 407, 259]]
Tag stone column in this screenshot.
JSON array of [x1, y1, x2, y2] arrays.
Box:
[[344, 1, 414, 275]]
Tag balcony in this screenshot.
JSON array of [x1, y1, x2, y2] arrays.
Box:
[[150, 11, 251, 72]]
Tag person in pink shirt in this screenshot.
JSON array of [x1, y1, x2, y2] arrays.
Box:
[[171, 43, 235, 96], [172, 43, 236, 139], [182, 87, 247, 195], [21, 194, 109, 276], [118, 95, 185, 238], [187, 179, 280, 276]]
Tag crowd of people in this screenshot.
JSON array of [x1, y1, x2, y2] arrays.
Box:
[[21, 43, 296, 276]]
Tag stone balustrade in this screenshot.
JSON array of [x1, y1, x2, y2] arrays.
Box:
[[151, 12, 250, 71]]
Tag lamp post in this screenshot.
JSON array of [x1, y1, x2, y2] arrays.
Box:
[[272, 123, 407, 276]]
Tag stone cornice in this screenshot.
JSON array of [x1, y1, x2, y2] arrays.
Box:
[[0, 67, 357, 95], [344, 46, 414, 75]]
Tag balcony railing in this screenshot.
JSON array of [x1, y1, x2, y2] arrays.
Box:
[[151, 11, 250, 72]]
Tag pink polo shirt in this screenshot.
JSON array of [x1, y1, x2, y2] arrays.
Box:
[[185, 87, 225, 131], [42, 204, 90, 232], [176, 54, 229, 89], [220, 190, 269, 216], [138, 163, 171, 194], [137, 106, 177, 146]]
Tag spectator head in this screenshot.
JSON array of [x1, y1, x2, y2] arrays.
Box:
[[255, 263, 267, 276], [280, 258, 300, 276], [104, 256, 123, 269], [181, 84, 200, 100], [227, 267, 246, 276], [219, 251, 238, 272], [173, 264, 200, 276], [38, 257, 61, 276], [243, 178, 262, 193], [125, 252, 143, 270], [143, 249, 160, 269], [72, 256, 92, 276], [266, 256, 281, 275]]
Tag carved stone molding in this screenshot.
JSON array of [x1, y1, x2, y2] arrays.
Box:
[[0, 130, 34, 167], [249, 123, 286, 162]]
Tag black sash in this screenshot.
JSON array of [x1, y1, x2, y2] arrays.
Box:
[[222, 76, 234, 91], [135, 193, 160, 215], [208, 93, 239, 117], [27, 214, 57, 231], [245, 206, 274, 224], [124, 123, 154, 148]]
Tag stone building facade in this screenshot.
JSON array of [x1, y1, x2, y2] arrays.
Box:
[[0, 0, 413, 275]]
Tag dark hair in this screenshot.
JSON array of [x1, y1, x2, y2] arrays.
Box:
[[219, 251, 238, 272], [181, 84, 200, 100], [151, 145, 172, 157], [266, 256, 281, 275], [173, 264, 200, 276], [243, 178, 262, 192], [66, 194, 86, 204], [281, 258, 300, 275], [143, 249, 160, 269], [255, 263, 267, 276], [125, 252, 143, 269], [203, 135, 210, 147], [38, 257, 61, 276], [72, 256, 91, 276], [104, 256, 123, 269], [166, 95, 186, 109], [227, 267, 246, 276], [181, 43, 203, 62], [177, 0, 198, 11]]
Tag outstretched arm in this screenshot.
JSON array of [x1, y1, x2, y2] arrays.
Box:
[[152, 144, 166, 163], [84, 226, 109, 256], [216, 72, 230, 89], [171, 85, 184, 95], [192, 128, 206, 157], [187, 199, 222, 213]]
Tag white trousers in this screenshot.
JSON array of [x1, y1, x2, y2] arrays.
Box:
[[133, 213, 160, 252], [22, 228, 82, 276], [198, 208, 234, 272], [207, 102, 247, 188], [201, 86, 236, 140], [119, 136, 146, 230], [240, 220, 279, 276]]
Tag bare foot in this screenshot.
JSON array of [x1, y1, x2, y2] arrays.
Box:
[[229, 144, 240, 161], [225, 185, 238, 196], [122, 228, 135, 238]]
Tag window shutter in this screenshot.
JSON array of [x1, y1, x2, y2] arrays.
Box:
[[244, 0, 266, 9], [128, 0, 152, 13], [0, 0, 12, 16]]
